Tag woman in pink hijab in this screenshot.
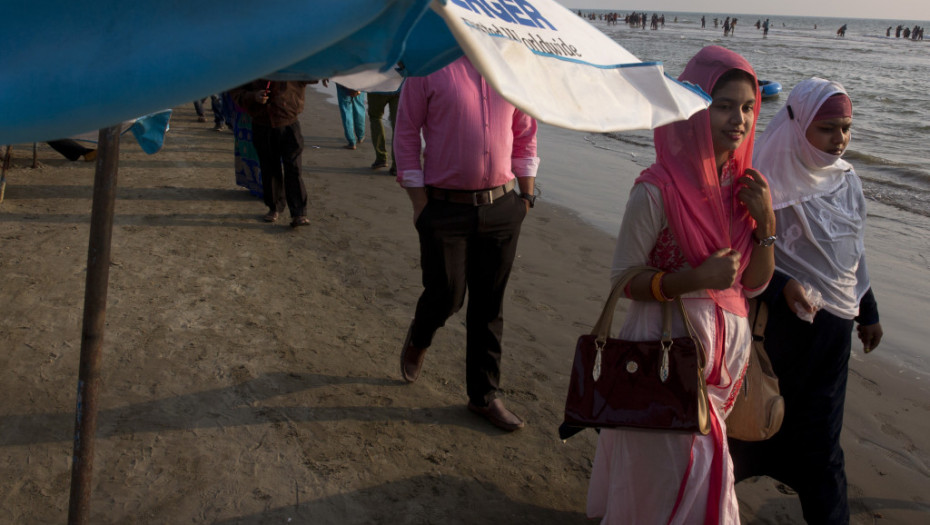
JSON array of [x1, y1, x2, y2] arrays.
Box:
[[586, 46, 775, 524]]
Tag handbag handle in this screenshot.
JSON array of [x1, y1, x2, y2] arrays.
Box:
[[591, 266, 704, 364]]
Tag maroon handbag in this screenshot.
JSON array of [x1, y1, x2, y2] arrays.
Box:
[[561, 267, 710, 438]]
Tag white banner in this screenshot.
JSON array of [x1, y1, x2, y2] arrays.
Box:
[[433, 0, 710, 132]]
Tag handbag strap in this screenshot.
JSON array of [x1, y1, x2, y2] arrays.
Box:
[[590, 266, 654, 339], [591, 266, 705, 366], [748, 297, 767, 340]]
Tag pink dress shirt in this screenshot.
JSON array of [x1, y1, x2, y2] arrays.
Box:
[[394, 56, 539, 190]]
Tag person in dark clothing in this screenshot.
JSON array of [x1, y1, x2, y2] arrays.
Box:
[[366, 88, 400, 174], [193, 94, 227, 130], [47, 139, 96, 161], [231, 80, 319, 227], [729, 78, 884, 525]]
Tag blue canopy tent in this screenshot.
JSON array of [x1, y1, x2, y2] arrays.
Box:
[[1, 0, 708, 145]]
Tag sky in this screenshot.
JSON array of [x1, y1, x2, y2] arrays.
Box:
[[557, 1, 930, 22]]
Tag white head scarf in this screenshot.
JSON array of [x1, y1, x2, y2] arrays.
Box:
[[755, 77, 854, 208], [753, 78, 869, 319]]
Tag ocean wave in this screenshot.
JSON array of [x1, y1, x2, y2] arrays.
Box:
[[603, 131, 653, 149], [862, 183, 930, 218], [846, 150, 914, 169]]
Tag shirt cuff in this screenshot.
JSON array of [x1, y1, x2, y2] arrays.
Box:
[[398, 169, 425, 188], [513, 157, 540, 178]]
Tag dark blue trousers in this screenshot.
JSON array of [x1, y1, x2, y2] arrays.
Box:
[[729, 296, 852, 524]]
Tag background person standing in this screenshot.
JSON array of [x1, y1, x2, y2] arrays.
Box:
[[336, 83, 366, 150], [231, 80, 314, 227], [367, 87, 400, 174]]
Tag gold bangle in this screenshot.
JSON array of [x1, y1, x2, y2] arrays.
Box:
[[651, 271, 671, 302]]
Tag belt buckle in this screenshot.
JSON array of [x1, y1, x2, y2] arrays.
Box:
[[473, 189, 493, 206]]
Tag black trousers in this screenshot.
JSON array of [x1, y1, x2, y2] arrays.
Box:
[[729, 297, 853, 524], [47, 139, 93, 161], [411, 190, 526, 406], [251, 121, 308, 217]]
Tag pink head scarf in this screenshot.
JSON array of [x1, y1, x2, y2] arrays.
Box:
[[637, 46, 763, 316]]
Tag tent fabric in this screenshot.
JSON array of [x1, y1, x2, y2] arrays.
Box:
[[1, 0, 709, 146], [1, 0, 434, 145]]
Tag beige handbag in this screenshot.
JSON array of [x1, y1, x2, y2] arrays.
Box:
[[726, 298, 785, 441]]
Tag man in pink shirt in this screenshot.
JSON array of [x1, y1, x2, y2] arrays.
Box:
[[394, 56, 539, 432]]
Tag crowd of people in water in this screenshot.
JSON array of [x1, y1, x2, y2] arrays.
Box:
[[886, 24, 924, 40], [577, 11, 926, 42]]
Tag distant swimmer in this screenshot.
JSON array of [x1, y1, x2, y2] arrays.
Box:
[[886, 26, 892, 37], [763, 19, 770, 38], [836, 24, 847, 37]]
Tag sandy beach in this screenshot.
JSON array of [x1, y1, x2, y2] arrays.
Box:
[[1, 86, 928, 524]]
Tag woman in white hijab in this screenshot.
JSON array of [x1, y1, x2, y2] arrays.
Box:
[[727, 77, 884, 524]]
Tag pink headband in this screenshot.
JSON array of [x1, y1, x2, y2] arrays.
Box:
[[813, 93, 852, 121]]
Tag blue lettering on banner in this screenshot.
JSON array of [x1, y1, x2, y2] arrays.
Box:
[[450, 0, 556, 30], [513, 0, 556, 30], [498, 0, 532, 26], [482, 0, 515, 24]]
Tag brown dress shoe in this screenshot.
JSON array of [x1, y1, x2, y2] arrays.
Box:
[[468, 399, 525, 431], [400, 323, 427, 383]]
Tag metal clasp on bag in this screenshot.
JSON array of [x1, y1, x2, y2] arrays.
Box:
[[660, 335, 671, 383], [593, 339, 605, 381]]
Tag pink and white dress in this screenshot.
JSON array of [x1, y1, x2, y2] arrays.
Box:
[[586, 183, 754, 524]]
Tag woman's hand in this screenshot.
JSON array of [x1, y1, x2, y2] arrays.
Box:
[[737, 168, 776, 237], [783, 278, 815, 316], [696, 248, 741, 290], [857, 322, 884, 353]]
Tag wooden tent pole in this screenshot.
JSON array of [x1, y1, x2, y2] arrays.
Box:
[[67, 125, 121, 525], [0, 145, 11, 204]]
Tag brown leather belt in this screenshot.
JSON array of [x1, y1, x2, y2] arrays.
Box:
[[426, 179, 515, 206]]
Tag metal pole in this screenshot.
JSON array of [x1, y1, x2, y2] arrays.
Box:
[[67, 125, 120, 525]]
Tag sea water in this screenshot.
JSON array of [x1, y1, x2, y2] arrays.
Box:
[[566, 11, 930, 220]]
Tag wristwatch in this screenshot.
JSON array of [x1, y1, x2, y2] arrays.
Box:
[[520, 194, 537, 208], [755, 234, 777, 247]]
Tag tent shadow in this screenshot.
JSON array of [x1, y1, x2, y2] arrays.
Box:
[[0, 212, 271, 229], [0, 372, 501, 447], [212, 472, 588, 525], [2, 184, 254, 202]]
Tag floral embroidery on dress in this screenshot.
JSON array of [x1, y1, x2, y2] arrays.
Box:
[[649, 227, 687, 271], [723, 364, 747, 412]]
